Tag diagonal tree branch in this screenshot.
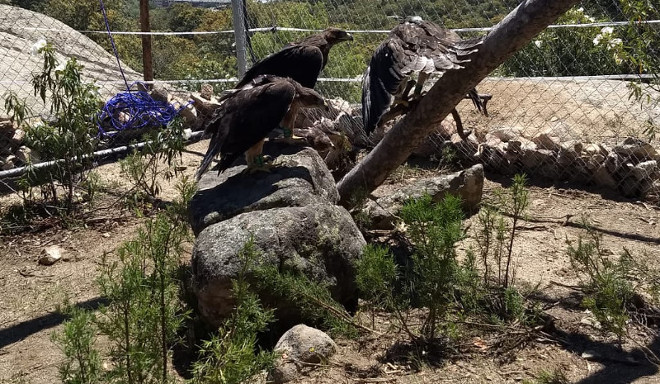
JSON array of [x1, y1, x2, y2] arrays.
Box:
[[337, 0, 581, 208]]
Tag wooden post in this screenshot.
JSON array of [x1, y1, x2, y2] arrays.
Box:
[[140, 0, 154, 87]]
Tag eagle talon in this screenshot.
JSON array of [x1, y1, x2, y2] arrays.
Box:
[[243, 154, 273, 174]]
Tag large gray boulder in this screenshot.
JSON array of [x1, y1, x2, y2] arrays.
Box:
[[362, 164, 484, 230], [189, 145, 338, 235], [190, 144, 365, 328]]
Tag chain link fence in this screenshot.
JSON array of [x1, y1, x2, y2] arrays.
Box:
[[1, 0, 659, 200]]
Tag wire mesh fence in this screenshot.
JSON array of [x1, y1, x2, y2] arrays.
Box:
[[0, 0, 659, 200]]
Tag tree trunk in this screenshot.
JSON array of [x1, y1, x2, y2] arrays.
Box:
[[337, 0, 581, 208]]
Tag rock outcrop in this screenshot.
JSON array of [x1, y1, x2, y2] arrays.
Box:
[[190, 143, 365, 328], [361, 164, 485, 230]]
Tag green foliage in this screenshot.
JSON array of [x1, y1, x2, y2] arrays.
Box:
[[499, 6, 630, 77], [253, 263, 359, 337], [400, 194, 465, 340], [3, 91, 30, 126], [52, 307, 102, 384], [567, 223, 633, 339], [119, 117, 186, 200], [96, 212, 190, 383], [190, 239, 276, 384], [13, 43, 101, 212]]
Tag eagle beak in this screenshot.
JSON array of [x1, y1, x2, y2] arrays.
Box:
[[323, 100, 330, 112], [343, 32, 354, 42]]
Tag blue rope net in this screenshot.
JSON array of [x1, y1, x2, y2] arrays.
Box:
[[97, 82, 188, 138], [95, 0, 189, 139]]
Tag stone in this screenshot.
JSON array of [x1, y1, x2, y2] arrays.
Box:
[[149, 86, 169, 103], [631, 160, 658, 180], [189, 93, 223, 120], [532, 133, 561, 151], [592, 165, 617, 188], [171, 97, 197, 128], [0, 119, 14, 135], [488, 126, 522, 142], [14, 146, 34, 164], [1, 155, 15, 170], [613, 137, 658, 160], [268, 324, 337, 384], [558, 141, 583, 166], [190, 143, 364, 328], [39, 245, 63, 265], [362, 164, 484, 230], [200, 83, 214, 100], [521, 148, 555, 171], [9, 128, 25, 146], [192, 203, 364, 328], [189, 145, 339, 235]]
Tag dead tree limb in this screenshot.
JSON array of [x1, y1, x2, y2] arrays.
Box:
[[337, 0, 581, 208]]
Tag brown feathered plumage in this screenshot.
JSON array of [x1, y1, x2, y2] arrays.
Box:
[[196, 75, 327, 178], [235, 28, 353, 89]]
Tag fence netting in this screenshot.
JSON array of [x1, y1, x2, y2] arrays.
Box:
[[0, 0, 659, 200]]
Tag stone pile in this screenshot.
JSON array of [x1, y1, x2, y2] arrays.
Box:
[[0, 115, 36, 171]]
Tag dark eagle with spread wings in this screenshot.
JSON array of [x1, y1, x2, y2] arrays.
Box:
[[235, 27, 354, 90], [362, 17, 490, 139], [196, 75, 327, 179]]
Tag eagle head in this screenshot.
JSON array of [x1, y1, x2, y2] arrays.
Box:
[[323, 28, 354, 44]]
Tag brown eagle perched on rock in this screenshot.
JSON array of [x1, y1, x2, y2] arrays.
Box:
[[235, 27, 354, 90], [196, 75, 327, 179], [362, 16, 491, 140]]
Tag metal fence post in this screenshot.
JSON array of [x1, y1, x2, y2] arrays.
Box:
[[231, 0, 248, 78]]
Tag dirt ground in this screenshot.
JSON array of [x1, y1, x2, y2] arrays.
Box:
[[0, 137, 659, 384]]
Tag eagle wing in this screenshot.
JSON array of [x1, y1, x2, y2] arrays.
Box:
[[235, 45, 325, 89], [196, 81, 296, 178], [361, 20, 482, 135]]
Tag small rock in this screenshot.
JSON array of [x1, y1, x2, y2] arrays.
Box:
[[583, 143, 607, 157], [532, 133, 561, 151], [592, 166, 617, 188], [521, 148, 555, 170], [0, 119, 14, 134], [604, 152, 621, 174], [632, 160, 658, 180], [488, 126, 522, 142], [200, 83, 214, 100], [558, 140, 582, 166], [10, 128, 25, 146], [613, 137, 658, 160], [268, 324, 337, 384], [150, 86, 169, 103], [14, 146, 33, 164], [39, 245, 63, 265], [1, 155, 16, 170]]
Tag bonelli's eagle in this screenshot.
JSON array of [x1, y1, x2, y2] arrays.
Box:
[[236, 27, 354, 90], [362, 16, 490, 139], [196, 75, 327, 179]]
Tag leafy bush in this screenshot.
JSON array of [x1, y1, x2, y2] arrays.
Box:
[[5, 42, 102, 213], [52, 307, 102, 384], [119, 117, 186, 201], [500, 7, 630, 77], [567, 222, 634, 339]]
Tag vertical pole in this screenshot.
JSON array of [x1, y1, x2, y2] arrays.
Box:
[[231, 0, 248, 78], [140, 0, 154, 87]]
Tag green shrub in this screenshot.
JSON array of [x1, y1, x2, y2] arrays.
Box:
[[52, 307, 102, 384]]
